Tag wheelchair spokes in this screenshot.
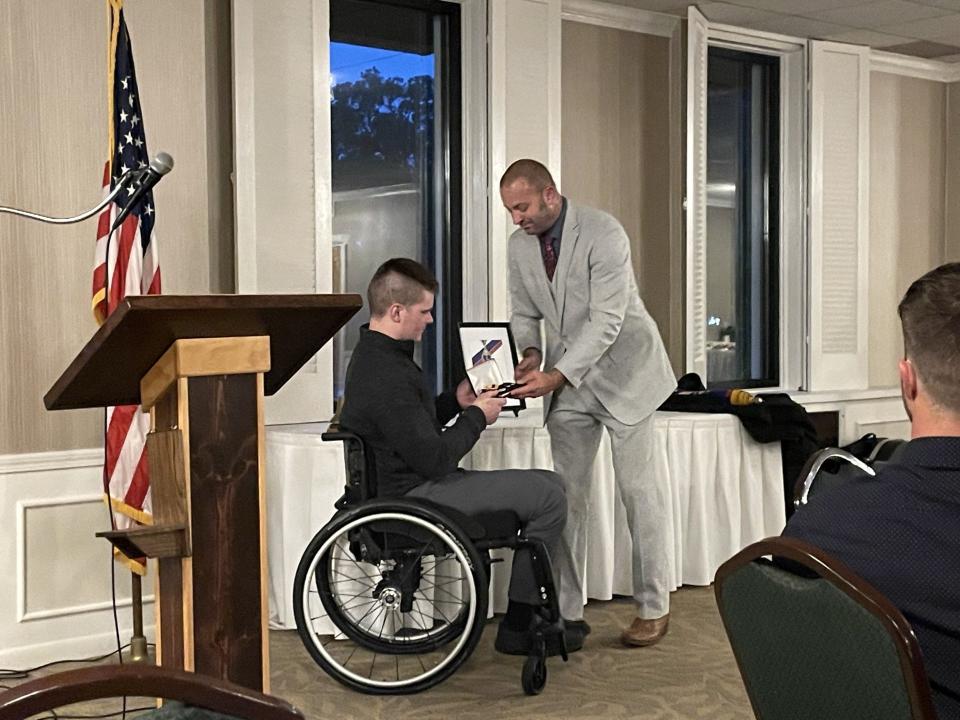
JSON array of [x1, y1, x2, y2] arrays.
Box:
[[321, 536, 469, 648], [294, 509, 487, 693]]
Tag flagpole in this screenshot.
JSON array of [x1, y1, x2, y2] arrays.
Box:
[[105, 0, 150, 666], [130, 573, 149, 663], [106, 0, 122, 169]]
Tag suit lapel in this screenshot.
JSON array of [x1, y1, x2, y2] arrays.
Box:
[[554, 204, 580, 330]]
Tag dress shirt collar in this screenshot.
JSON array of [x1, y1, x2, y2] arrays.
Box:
[[539, 196, 567, 245], [896, 436, 960, 470]]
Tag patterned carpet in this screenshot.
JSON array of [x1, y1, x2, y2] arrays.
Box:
[[3, 587, 753, 720], [270, 587, 753, 720]]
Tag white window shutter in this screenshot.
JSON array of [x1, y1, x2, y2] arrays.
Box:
[[684, 6, 709, 380], [808, 40, 870, 391]]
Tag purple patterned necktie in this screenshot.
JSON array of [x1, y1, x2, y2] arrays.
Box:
[[540, 235, 557, 281]]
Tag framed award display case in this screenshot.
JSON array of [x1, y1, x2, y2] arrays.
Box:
[[458, 322, 525, 415]]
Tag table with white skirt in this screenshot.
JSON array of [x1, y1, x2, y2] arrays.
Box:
[[265, 411, 786, 629]]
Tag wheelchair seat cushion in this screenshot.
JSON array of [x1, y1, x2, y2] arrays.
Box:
[[410, 498, 521, 542]]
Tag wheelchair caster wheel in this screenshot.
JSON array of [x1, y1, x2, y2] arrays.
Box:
[[522, 652, 547, 695]]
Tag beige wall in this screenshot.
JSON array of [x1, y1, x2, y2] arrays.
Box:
[[0, 1, 233, 454], [868, 72, 946, 387], [560, 21, 682, 373], [947, 82, 960, 263]]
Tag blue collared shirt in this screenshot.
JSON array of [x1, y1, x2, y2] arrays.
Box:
[[784, 436, 960, 718]]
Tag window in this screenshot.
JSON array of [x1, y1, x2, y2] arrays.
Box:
[[704, 48, 780, 389], [329, 0, 462, 402]]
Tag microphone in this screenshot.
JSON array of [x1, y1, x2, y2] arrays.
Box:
[[110, 152, 174, 232]]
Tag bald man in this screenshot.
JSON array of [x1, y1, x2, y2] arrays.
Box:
[[500, 159, 677, 647]]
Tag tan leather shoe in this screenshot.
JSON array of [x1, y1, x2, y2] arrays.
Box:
[[621, 614, 669, 647]]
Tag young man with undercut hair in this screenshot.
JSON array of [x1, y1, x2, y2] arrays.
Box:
[[339, 257, 589, 654], [785, 263, 960, 719]]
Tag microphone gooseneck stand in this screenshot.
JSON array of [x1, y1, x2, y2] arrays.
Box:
[[0, 168, 138, 224]]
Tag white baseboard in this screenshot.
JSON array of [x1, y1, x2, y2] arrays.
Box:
[[0, 625, 156, 669]]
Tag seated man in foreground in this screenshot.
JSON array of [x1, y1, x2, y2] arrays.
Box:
[[783, 262, 960, 719], [339, 257, 588, 653]]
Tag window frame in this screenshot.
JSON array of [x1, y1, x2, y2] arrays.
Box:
[[705, 45, 781, 389], [327, 0, 465, 394], [686, 11, 807, 392]]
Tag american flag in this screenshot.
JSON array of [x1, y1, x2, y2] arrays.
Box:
[[92, 0, 160, 550]]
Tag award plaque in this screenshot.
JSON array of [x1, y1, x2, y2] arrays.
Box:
[[458, 322, 526, 415]]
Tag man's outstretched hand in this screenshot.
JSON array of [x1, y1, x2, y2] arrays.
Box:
[[512, 347, 565, 399], [515, 348, 542, 379], [510, 369, 565, 399]]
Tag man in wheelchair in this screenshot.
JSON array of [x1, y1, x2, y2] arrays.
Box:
[[338, 258, 589, 657], [783, 262, 960, 720]]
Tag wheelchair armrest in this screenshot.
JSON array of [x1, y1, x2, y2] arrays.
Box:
[[793, 447, 875, 509]]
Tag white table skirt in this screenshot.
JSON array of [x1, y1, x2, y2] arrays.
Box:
[[265, 426, 346, 630], [265, 412, 785, 629]]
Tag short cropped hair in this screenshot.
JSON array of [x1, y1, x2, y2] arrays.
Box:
[[500, 159, 556, 191], [898, 262, 960, 414], [367, 258, 439, 318]]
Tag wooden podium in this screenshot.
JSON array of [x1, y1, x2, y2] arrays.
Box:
[[44, 294, 362, 692]]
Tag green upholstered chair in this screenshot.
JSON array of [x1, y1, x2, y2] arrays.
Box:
[[0, 665, 304, 720], [714, 537, 936, 720]]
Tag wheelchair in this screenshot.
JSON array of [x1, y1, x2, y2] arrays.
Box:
[[793, 436, 906, 508], [293, 430, 567, 696]]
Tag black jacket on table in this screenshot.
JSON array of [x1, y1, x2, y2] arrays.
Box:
[[783, 437, 960, 719], [339, 325, 486, 498]]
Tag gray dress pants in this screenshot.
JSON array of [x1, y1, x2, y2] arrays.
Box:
[[404, 468, 567, 606], [547, 383, 670, 620]]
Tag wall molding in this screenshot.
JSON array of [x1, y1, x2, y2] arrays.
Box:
[[561, 0, 679, 37], [18, 494, 100, 623], [0, 448, 102, 475], [870, 49, 960, 83], [853, 415, 910, 437], [15, 494, 155, 623]]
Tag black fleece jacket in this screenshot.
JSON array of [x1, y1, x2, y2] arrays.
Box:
[[339, 325, 487, 497]]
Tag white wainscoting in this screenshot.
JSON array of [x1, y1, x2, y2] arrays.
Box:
[[0, 449, 155, 667], [797, 390, 910, 444], [1, 392, 906, 667]]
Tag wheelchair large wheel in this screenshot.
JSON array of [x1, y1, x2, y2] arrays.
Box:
[[294, 500, 488, 694]]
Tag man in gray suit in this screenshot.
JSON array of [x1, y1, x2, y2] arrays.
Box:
[[501, 159, 677, 647]]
